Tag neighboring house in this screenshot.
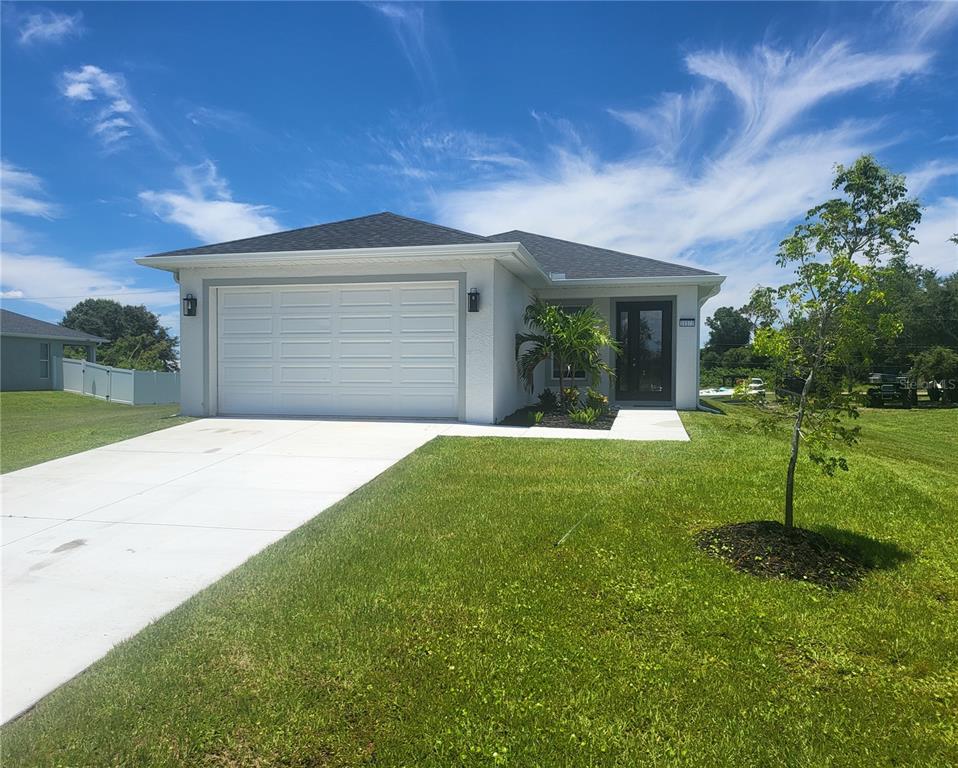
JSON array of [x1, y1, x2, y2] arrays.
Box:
[[0, 309, 106, 392], [138, 212, 724, 423]]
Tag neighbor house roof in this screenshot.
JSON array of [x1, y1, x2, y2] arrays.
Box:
[[142, 211, 717, 280], [0, 309, 107, 343]]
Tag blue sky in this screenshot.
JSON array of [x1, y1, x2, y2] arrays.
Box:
[[2, 1, 956, 338]]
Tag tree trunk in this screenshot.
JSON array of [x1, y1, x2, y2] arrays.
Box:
[[784, 368, 815, 530]]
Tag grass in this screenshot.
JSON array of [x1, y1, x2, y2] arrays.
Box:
[[3, 406, 956, 766], [0, 391, 191, 473]]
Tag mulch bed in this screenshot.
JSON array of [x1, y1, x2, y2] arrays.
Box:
[[501, 406, 619, 430], [694, 520, 867, 590]]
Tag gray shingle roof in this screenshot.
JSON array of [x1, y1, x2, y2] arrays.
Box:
[[143, 211, 717, 279], [0, 309, 107, 343], [488, 230, 718, 279], [146, 212, 491, 258]]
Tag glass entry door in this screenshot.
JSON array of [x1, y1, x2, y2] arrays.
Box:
[[615, 301, 673, 402]]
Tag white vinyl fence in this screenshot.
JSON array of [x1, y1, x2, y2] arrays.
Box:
[[62, 358, 180, 405]]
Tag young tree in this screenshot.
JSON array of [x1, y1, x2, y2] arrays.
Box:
[[516, 298, 620, 406], [748, 155, 921, 529]]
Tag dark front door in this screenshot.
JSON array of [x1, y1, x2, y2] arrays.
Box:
[[615, 301, 673, 402]]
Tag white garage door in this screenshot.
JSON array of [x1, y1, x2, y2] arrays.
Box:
[[216, 281, 459, 418]]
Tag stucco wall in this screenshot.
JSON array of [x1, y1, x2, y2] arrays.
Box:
[[176, 258, 504, 423], [0, 337, 63, 391], [536, 283, 703, 409], [492, 261, 533, 421], [172, 259, 709, 421]]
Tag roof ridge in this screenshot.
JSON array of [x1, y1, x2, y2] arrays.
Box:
[[382, 211, 489, 242], [490, 229, 716, 274], [159, 212, 400, 255]]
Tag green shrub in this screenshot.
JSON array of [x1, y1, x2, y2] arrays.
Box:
[[561, 386, 581, 411], [568, 407, 601, 424], [537, 388, 558, 411], [586, 387, 609, 412], [531, 411, 544, 425]]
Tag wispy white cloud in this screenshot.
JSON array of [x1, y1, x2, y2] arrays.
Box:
[[60, 65, 166, 151], [910, 197, 958, 274], [370, 3, 435, 86], [1, 160, 58, 218], [891, 1, 958, 44], [905, 159, 958, 197], [0, 251, 178, 314], [684, 40, 927, 157], [17, 9, 83, 45], [432, 34, 949, 308], [609, 88, 715, 158], [139, 160, 281, 243]]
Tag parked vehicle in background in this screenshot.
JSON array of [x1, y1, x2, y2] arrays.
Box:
[[747, 378, 766, 397]]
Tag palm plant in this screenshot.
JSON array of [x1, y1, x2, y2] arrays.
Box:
[[516, 298, 621, 402]]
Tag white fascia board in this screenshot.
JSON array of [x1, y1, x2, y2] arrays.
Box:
[[548, 274, 726, 288], [136, 242, 530, 273]]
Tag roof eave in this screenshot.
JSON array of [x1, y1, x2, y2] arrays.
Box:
[[0, 331, 106, 343], [136, 241, 554, 287], [546, 274, 726, 286]]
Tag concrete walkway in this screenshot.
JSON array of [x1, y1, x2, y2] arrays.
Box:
[[1, 410, 688, 722]]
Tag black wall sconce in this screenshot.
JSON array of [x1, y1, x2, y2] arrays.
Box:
[[678, 317, 695, 328], [182, 293, 198, 317], [467, 288, 480, 313]]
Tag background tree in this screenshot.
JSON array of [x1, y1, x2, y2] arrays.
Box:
[[909, 346, 958, 405], [62, 299, 178, 371], [747, 155, 921, 529], [705, 306, 751, 352]]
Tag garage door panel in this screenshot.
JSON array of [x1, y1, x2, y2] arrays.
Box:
[[218, 281, 458, 418], [400, 339, 456, 359], [279, 316, 332, 334], [400, 365, 457, 385], [222, 341, 273, 359], [221, 290, 273, 311], [400, 285, 457, 305], [339, 365, 394, 385], [279, 289, 332, 308], [222, 316, 272, 335], [280, 366, 333, 384], [339, 339, 393, 359], [339, 314, 392, 334], [340, 287, 393, 306], [221, 364, 273, 384], [280, 341, 331, 359], [400, 313, 456, 333]]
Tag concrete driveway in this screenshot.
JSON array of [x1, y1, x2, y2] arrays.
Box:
[[1, 411, 688, 722]]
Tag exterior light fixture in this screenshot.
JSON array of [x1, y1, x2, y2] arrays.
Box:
[[183, 293, 198, 317], [467, 288, 480, 312], [679, 317, 695, 328]]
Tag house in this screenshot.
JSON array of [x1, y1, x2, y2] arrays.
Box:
[[138, 212, 724, 423], [0, 309, 106, 392]]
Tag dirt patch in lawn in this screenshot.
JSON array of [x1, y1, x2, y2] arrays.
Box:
[[500, 406, 619, 430], [694, 521, 874, 590]]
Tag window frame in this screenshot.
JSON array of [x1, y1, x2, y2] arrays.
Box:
[[39, 342, 50, 380]]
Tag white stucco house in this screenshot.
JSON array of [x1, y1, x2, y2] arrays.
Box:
[[138, 212, 724, 423]]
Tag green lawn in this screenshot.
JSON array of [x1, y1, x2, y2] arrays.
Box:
[[0, 391, 191, 473], [3, 406, 956, 766]]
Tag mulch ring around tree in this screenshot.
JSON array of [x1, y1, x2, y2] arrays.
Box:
[[500, 406, 619, 430], [695, 520, 868, 590]]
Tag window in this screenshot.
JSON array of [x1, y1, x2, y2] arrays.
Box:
[[39, 343, 50, 379], [551, 304, 587, 381]]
